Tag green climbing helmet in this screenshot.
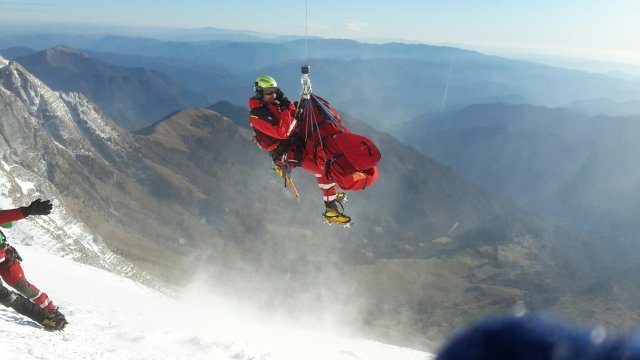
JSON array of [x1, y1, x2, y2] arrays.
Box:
[[254, 75, 278, 92]]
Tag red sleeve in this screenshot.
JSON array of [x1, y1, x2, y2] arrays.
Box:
[[0, 208, 25, 225], [0, 248, 6, 263], [287, 102, 297, 118], [250, 103, 298, 140]]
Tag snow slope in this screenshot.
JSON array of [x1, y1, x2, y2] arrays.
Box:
[[0, 246, 434, 360]]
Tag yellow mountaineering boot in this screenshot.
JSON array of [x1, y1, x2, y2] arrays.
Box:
[[322, 209, 352, 226], [41, 308, 69, 331], [322, 197, 352, 226]]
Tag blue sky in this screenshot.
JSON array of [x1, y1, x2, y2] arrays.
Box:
[[1, 0, 639, 64]]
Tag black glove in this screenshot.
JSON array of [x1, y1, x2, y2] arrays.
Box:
[[20, 199, 53, 217], [5, 245, 22, 262], [276, 89, 291, 109]]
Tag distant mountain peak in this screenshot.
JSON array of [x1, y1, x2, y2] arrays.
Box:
[[210, 100, 239, 110], [0, 46, 35, 60], [134, 108, 237, 137], [50, 44, 82, 53], [45, 45, 90, 62]]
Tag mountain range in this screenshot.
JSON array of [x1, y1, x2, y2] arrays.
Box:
[[2, 37, 640, 130], [0, 54, 605, 349], [396, 103, 640, 256], [2, 45, 210, 130], [2, 32, 640, 349]]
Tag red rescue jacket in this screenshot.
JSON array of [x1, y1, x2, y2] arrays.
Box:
[[0, 208, 25, 263]]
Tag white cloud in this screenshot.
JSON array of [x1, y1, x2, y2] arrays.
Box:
[[344, 20, 369, 32]]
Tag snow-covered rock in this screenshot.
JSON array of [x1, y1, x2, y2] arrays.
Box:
[[0, 60, 128, 155], [0, 54, 152, 283]]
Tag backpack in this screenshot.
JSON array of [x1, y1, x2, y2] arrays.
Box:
[[299, 94, 381, 190], [322, 132, 381, 190]]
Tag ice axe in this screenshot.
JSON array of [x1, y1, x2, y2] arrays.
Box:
[[273, 157, 301, 203]]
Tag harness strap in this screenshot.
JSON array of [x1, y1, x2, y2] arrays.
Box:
[[0, 230, 6, 249], [293, 135, 305, 164], [313, 133, 338, 164], [324, 153, 344, 181], [269, 137, 293, 161]]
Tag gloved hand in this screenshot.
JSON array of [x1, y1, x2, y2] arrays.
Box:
[[274, 165, 284, 177], [5, 245, 22, 262], [273, 160, 290, 177], [20, 199, 53, 217], [276, 89, 291, 109]]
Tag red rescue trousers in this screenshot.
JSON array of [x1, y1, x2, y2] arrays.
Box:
[[299, 151, 338, 203], [0, 260, 56, 312]]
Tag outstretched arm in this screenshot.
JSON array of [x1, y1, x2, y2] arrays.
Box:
[[0, 199, 53, 225], [0, 208, 26, 225]]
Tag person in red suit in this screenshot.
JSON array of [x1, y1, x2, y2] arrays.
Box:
[[0, 199, 68, 330], [248, 75, 352, 225]]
